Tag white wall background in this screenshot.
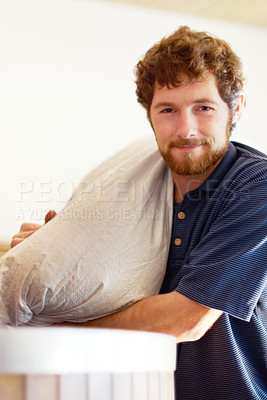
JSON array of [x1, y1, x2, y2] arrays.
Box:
[[1, 0, 267, 242]]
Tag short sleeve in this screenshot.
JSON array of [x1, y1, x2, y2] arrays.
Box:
[[176, 181, 267, 321]]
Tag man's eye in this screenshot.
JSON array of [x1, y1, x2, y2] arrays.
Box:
[[162, 108, 173, 113], [199, 106, 212, 111]]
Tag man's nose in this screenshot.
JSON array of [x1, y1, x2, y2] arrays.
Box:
[[176, 112, 197, 139]]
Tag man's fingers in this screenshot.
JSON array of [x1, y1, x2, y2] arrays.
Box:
[[14, 229, 41, 240], [45, 210, 57, 224], [11, 228, 41, 248], [10, 237, 26, 248], [20, 223, 42, 232], [11, 210, 57, 248]]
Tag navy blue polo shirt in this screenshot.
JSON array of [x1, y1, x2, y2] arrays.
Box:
[[160, 141, 267, 400]]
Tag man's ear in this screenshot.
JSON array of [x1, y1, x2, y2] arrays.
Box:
[[232, 92, 245, 125]]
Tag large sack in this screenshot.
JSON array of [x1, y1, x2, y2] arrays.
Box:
[[0, 137, 173, 326]]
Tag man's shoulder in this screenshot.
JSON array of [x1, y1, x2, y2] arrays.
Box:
[[231, 141, 267, 161], [230, 141, 267, 179], [221, 141, 267, 193]]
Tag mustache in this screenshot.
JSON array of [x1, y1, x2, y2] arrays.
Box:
[[168, 138, 211, 148]]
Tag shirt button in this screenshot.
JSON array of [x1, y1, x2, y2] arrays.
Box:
[[175, 238, 182, 246], [178, 212, 185, 220]]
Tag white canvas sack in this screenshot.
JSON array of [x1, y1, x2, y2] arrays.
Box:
[[0, 137, 173, 326]]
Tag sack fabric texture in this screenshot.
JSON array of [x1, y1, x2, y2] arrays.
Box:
[[0, 137, 173, 326]]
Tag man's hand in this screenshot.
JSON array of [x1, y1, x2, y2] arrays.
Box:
[[11, 210, 57, 248]]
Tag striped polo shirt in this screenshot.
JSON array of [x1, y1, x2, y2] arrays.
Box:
[[160, 141, 267, 400]]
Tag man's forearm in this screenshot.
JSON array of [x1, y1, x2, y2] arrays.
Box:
[[61, 291, 222, 343]]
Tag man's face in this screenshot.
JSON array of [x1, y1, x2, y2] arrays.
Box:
[[150, 73, 232, 176]]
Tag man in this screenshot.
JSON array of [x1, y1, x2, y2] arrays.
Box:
[[12, 26, 267, 399]]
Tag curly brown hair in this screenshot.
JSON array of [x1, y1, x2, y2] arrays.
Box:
[[135, 26, 244, 122]]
